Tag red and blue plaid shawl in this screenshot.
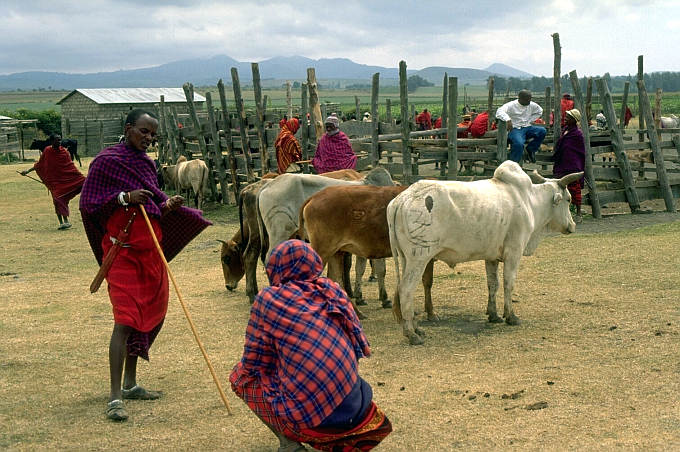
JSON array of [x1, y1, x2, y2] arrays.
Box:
[[79, 142, 211, 265], [230, 239, 370, 430]]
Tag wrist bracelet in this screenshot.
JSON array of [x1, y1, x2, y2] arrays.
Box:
[[118, 191, 129, 206]]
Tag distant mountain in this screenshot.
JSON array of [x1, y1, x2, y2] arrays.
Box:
[[484, 63, 534, 79], [0, 55, 532, 90]]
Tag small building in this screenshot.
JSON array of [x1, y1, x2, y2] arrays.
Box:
[[57, 88, 205, 155]]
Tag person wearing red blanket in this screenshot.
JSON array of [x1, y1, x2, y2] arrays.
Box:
[[468, 111, 498, 138], [552, 108, 586, 223], [80, 109, 211, 422], [231, 239, 392, 452], [21, 133, 85, 230], [275, 117, 302, 173]]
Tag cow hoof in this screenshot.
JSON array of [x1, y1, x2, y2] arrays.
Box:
[[408, 334, 424, 346], [226, 285, 235, 292], [381, 299, 392, 309], [414, 327, 426, 337], [427, 313, 440, 321], [355, 298, 368, 306], [488, 314, 503, 323], [505, 315, 521, 326]]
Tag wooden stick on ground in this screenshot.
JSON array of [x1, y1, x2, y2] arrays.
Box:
[[138, 204, 233, 415]]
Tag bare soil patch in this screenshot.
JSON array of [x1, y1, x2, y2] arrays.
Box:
[[1, 161, 679, 451]]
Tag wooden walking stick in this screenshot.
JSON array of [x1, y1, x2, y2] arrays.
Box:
[[138, 204, 233, 415]]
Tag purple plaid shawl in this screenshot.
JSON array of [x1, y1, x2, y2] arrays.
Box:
[[80, 142, 211, 265], [553, 124, 586, 178]]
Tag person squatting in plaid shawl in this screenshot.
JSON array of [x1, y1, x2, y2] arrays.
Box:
[[80, 109, 211, 422], [311, 115, 357, 174], [230, 240, 392, 451]]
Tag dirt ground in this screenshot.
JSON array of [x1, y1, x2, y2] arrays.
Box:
[[1, 160, 679, 451]]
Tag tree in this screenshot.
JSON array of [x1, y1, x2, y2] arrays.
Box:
[[407, 75, 433, 93]]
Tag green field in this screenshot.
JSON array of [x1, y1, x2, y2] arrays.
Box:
[[0, 91, 66, 113]]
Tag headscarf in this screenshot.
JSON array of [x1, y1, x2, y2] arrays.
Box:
[[566, 108, 582, 124]]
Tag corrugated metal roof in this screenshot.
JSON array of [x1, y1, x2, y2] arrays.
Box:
[[57, 88, 205, 105]]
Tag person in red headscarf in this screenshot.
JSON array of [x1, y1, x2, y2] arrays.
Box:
[[20, 133, 85, 230], [275, 117, 302, 173], [560, 94, 575, 127], [624, 106, 634, 127]]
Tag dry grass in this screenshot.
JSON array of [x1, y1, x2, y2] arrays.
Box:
[[1, 159, 679, 451]]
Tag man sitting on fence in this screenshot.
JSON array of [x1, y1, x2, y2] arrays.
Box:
[[275, 117, 302, 174], [312, 115, 357, 174], [20, 133, 86, 230], [495, 89, 546, 163]]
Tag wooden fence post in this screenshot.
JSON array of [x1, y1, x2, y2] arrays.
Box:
[[447, 77, 458, 179], [99, 120, 104, 153], [595, 78, 641, 213], [205, 92, 229, 204], [586, 78, 593, 124], [370, 73, 380, 167], [355, 96, 361, 121], [552, 33, 562, 139], [183, 82, 218, 199], [496, 120, 507, 162], [399, 61, 412, 183], [487, 76, 494, 130], [286, 81, 293, 119], [637, 79, 676, 212], [230, 67, 256, 183], [569, 70, 601, 219], [441, 73, 448, 128], [159, 95, 168, 163], [654, 88, 662, 139], [637, 55, 645, 133], [386, 99, 392, 125], [300, 83, 311, 174], [543, 87, 551, 124], [619, 81, 630, 130], [170, 107, 186, 159], [217, 79, 240, 204], [307, 68, 324, 142], [251, 63, 270, 174]]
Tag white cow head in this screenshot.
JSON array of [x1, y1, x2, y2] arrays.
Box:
[[524, 170, 583, 255]]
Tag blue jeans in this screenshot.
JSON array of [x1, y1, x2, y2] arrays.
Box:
[[507, 126, 547, 162]]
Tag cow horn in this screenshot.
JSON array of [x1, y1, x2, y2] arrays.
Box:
[[529, 170, 546, 184], [216, 239, 227, 245], [558, 172, 584, 188]]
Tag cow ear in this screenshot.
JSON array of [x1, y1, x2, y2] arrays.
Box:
[[553, 192, 563, 205]]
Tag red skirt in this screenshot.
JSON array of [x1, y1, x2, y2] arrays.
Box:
[[103, 207, 168, 332]]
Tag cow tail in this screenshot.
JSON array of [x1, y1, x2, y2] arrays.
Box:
[[386, 199, 404, 323], [238, 191, 246, 251], [256, 192, 268, 264], [297, 198, 311, 242]]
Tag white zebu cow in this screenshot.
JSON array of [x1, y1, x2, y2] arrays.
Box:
[[659, 114, 680, 129], [387, 160, 583, 345]]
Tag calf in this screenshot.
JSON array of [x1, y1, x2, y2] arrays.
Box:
[[299, 184, 435, 312], [161, 156, 209, 209]]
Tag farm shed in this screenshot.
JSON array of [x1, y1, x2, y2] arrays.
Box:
[[0, 115, 38, 162], [56, 88, 205, 155]]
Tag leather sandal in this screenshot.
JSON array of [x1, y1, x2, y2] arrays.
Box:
[[106, 399, 128, 421], [122, 385, 162, 400]]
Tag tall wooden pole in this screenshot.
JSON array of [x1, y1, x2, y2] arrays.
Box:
[[447, 77, 458, 179], [569, 70, 601, 218], [441, 73, 448, 128], [637, 56, 645, 131], [399, 61, 412, 182], [386, 99, 393, 125], [543, 87, 551, 124], [230, 68, 256, 183], [585, 77, 593, 124], [286, 81, 293, 119], [370, 73, 380, 167], [620, 81, 630, 129], [637, 79, 676, 212], [355, 96, 361, 121], [205, 92, 229, 204], [487, 76, 494, 130], [595, 78, 641, 213], [300, 83, 310, 173], [307, 68, 324, 142], [251, 63, 270, 174], [217, 79, 240, 204], [552, 33, 562, 138], [182, 83, 218, 199]]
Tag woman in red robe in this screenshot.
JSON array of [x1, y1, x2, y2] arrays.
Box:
[[21, 134, 85, 229], [275, 118, 302, 173]]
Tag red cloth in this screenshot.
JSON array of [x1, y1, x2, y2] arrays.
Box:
[[560, 97, 575, 127], [275, 118, 302, 173], [416, 111, 432, 130], [33, 145, 85, 198], [468, 112, 498, 138], [434, 117, 442, 129], [624, 107, 633, 126], [312, 131, 357, 174], [567, 180, 582, 207], [103, 206, 168, 332]]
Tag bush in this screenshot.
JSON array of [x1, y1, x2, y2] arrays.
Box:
[[0, 108, 61, 136]]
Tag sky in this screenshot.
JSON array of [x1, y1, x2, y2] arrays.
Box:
[[2, 0, 679, 78]]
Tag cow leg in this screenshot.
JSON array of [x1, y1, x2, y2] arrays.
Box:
[[373, 258, 391, 308], [399, 260, 427, 345], [422, 259, 437, 320], [368, 259, 377, 282], [485, 260, 503, 323], [244, 240, 260, 303], [353, 256, 367, 306], [501, 255, 521, 325], [341, 252, 355, 299], [330, 253, 365, 319]]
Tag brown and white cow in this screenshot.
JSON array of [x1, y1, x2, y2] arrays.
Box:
[[387, 160, 583, 345], [219, 169, 367, 303], [298, 184, 435, 312]]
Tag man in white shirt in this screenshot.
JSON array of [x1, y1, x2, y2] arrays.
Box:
[[495, 89, 546, 163]]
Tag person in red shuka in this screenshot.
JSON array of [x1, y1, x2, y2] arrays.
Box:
[[21, 133, 85, 230]]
